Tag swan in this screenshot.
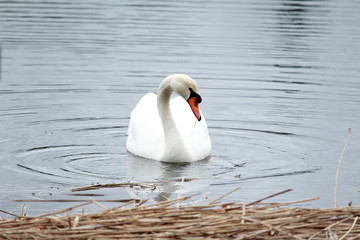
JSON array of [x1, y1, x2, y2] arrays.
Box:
[[126, 74, 211, 163]]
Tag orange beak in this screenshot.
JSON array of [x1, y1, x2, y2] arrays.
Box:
[[187, 97, 202, 121]]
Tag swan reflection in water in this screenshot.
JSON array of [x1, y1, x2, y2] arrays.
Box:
[[126, 153, 211, 202]]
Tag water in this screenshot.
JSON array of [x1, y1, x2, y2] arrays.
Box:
[[1, 0, 359, 216]]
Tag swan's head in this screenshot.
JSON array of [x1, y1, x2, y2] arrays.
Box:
[[169, 74, 203, 121]]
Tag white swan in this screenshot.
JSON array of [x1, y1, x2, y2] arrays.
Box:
[[126, 74, 211, 163]]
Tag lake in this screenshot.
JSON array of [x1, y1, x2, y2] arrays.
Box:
[[0, 0, 359, 216]]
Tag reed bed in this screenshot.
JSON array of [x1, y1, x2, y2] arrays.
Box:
[[1, 190, 359, 240]]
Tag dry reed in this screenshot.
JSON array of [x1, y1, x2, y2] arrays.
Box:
[[1, 190, 359, 240]]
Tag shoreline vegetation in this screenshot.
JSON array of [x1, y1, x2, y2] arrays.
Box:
[[0, 186, 359, 240]]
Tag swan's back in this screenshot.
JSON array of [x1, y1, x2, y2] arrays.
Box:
[[127, 93, 164, 160]]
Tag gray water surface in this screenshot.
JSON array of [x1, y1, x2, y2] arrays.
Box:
[[1, 0, 360, 216]]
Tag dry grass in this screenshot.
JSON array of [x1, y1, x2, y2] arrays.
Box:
[[1, 190, 359, 240]]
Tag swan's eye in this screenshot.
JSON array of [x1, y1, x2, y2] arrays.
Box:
[[188, 88, 202, 103]]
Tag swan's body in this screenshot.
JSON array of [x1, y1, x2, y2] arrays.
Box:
[[127, 74, 211, 163]]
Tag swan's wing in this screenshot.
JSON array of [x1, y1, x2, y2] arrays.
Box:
[[171, 97, 211, 160], [170, 96, 197, 136], [127, 93, 164, 160]]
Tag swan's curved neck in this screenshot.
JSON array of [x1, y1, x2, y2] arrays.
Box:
[[157, 77, 191, 162]]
